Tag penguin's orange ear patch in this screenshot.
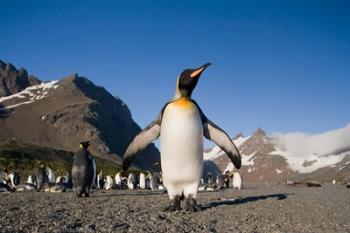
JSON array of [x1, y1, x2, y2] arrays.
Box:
[[190, 67, 205, 78]]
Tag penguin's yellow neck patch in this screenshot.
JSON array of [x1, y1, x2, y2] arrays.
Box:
[[172, 97, 194, 108]]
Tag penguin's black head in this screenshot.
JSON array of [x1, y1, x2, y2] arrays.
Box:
[[177, 62, 211, 97], [80, 141, 91, 149]]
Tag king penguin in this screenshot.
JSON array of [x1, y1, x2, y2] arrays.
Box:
[[72, 141, 96, 197], [139, 172, 146, 189], [232, 172, 242, 190], [122, 63, 241, 212], [36, 165, 48, 192]]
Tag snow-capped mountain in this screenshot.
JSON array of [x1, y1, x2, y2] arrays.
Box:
[[0, 60, 160, 169], [204, 126, 350, 183]]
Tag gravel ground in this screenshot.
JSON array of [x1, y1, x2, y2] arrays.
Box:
[[0, 184, 349, 233]]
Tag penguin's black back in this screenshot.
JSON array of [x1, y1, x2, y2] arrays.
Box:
[[72, 148, 94, 195], [13, 172, 20, 186]]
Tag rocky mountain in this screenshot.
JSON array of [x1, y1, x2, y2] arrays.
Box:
[[0, 60, 160, 170], [0, 60, 41, 97], [204, 126, 350, 183]]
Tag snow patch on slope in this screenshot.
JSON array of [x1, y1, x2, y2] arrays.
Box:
[[0, 81, 59, 109], [270, 124, 350, 173], [204, 136, 250, 160]]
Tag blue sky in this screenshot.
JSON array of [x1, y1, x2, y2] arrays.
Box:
[[1, 0, 349, 145]]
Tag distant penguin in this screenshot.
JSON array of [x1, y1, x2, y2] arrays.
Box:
[[64, 173, 70, 183], [150, 173, 161, 191], [115, 172, 122, 189], [56, 176, 62, 184], [36, 165, 49, 192], [105, 175, 114, 190], [146, 172, 152, 189], [139, 172, 146, 189], [127, 173, 137, 190], [48, 184, 65, 192], [207, 172, 215, 185], [54, 175, 71, 192], [72, 141, 96, 197], [97, 170, 105, 190], [0, 170, 7, 184], [332, 180, 336, 185], [8, 172, 20, 188], [0, 183, 13, 192], [159, 183, 166, 191], [47, 167, 56, 185], [27, 175, 36, 186], [121, 176, 128, 188], [224, 171, 230, 188], [24, 175, 37, 191], [122, 63, 241, 211], [232, 172, 242, 190], [198, 185, 206, 191], [216, 175, 225, 189], [65, 174, 73, 192], [198, 178, 206, 191], [286, 179, 293, 185]]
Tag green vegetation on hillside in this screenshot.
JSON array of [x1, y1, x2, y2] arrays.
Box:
[[0, 141, 128, 177]]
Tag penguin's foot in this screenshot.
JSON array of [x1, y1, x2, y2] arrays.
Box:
[[184, 196, 201, 212], [163, 195, 181, 212], [76, 190, 87, 197]]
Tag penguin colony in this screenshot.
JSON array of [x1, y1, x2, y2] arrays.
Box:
[[0, 141, 173, 193], [0, 167, 242, 193]]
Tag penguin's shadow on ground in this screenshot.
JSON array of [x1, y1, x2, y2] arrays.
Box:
[[202, 193, 291, 210], [91, 190, 167, 198]]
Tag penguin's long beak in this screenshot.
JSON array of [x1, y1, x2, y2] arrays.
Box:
[[190, 62, 211, 78]]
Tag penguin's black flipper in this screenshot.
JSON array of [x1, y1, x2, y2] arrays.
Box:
[[122, 113, 162, 171], [203, 120, 241, 169], [192, 101, 241, 169]]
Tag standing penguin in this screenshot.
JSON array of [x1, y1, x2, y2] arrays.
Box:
[[232, 172, 242, 190], [216, 174, 225, 190], [139, 172, 146, 189], [122, 63, 241, 211], [115, 172, 122, 189], [150, 173, 161, 191], [8, 172, 20, 188], [146, 171, 152, 189], [104, 175, 114, 190], [127, 173, 137, 190], [36, 165, 48, 192], [207, 172, 215, 185], [72, 141, 96, 197], [46, 167, 56, 185], [223, 171, 230, 188], [0, 170, 5, 184], [27, 175, 36, 185], [97, 170, 105, 190]]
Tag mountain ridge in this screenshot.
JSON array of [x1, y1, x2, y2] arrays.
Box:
[[204, 125, 350, 183], [0, 60, 160, 170]]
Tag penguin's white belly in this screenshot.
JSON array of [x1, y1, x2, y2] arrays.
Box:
[[233, 172, 242, 189], [139, 173, 146, 189], [160, 100, 203, 192]]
